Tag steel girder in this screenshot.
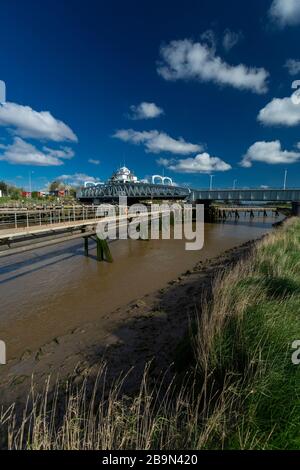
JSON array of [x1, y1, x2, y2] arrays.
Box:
[[77, 182, 190, 201]]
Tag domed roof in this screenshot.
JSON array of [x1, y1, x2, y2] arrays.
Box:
[[117, 166, 131, 175]]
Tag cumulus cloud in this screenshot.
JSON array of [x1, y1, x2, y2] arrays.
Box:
[[284, 59, 300, 75], [113, 129, 202, 155], [157, 39, 269, 94], [240, 141, 300, 168], [157, 153, 231, 173], [42, 146, 74, 159], [88, 158, 100, 165], [56, 173, 101, 186], [128, 102, 164, 120], [258, 94, 300, 126], [0, 137, 67, 166], [222, 29, 242, 52], [0, 102, 77, 142], [269, 0, 300, 27]]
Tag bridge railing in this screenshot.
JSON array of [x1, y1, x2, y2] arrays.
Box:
[[0, 206, 105, 231]]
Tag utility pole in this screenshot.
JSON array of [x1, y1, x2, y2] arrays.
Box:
[[209, 174, 214, 191], [28, 171, 33, 197], [283, 169, 288, 190]]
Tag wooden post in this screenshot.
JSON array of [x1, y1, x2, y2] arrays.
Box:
[[84, 237, 89, 257], [96, 237, 103, 261], [96, 237, 113, 262]]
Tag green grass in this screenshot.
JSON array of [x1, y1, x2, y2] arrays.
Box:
[[207, 219, 300, 449]]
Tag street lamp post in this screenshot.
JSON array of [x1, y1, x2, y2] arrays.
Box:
[[28, 171, 33, 197], [209, 174, 214, 191], [283, 169, 288, 190], [233, 179, 237, 190]]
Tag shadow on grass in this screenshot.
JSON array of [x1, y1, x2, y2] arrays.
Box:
[[236, 276, 300, 300]]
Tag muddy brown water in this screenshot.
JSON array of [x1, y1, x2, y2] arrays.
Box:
[[0, 214, 282, 362]]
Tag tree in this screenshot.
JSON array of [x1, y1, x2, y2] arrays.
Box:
[[8, 185, 22, 199], [0, 181, 7, 195], [49, 181, 61, 192]]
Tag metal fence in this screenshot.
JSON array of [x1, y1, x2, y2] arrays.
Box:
[[0, 206, 102, 230]]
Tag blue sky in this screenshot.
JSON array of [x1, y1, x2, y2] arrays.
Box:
[[1, 0, 300, 190]]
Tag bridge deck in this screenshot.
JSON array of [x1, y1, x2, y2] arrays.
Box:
[[191, 189, 300, 202], [0, 218, 100, 240], [0, 207, 172, 241], [0, 230, 97, 257]]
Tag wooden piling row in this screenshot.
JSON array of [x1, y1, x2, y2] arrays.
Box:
[[216, 207, 280, 220]]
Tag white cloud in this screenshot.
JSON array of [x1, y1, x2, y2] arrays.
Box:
[[128, 102, 164, 120], [269, 0, 300, 27], [258, 95, 300, 126], [157, 39, 269, 94], [56, 173, 101, 186], [222, 29, 242, 52], [0, 137, 66, 166], [42, 146, 74, 159], [0, 102, 77, 142], [240, 141, 300, 168], [113, 129, 202, 154], [157, 153, 231, 173], [284, 59, 300, 75], [88, 158, 100, 165]]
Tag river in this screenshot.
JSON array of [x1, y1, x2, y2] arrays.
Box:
[[0, 213, 283, 365]]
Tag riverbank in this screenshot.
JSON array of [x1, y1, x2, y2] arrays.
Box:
[[0, 232, 263, 406], [0, 216, 278, 406], [2, 217, 300, 449]]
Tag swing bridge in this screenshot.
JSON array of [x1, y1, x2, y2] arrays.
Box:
[[1, 182, 300, 261]]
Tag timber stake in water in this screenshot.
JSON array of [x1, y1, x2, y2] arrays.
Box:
[[83, 234, 113, 262], [96, 236, 113, 262]]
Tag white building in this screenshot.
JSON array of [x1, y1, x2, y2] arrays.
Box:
[[109, 166, 138, 184]]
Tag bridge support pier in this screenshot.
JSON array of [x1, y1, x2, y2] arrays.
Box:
[[292, 202, 300, 217], [195, 200, 218, 222], [84, 237, 89, 257]]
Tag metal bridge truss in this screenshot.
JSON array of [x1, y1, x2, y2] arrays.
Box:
[[78, 185, 300, 204], [189, 189, 300, 202], [77, 182, 190, 201]]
